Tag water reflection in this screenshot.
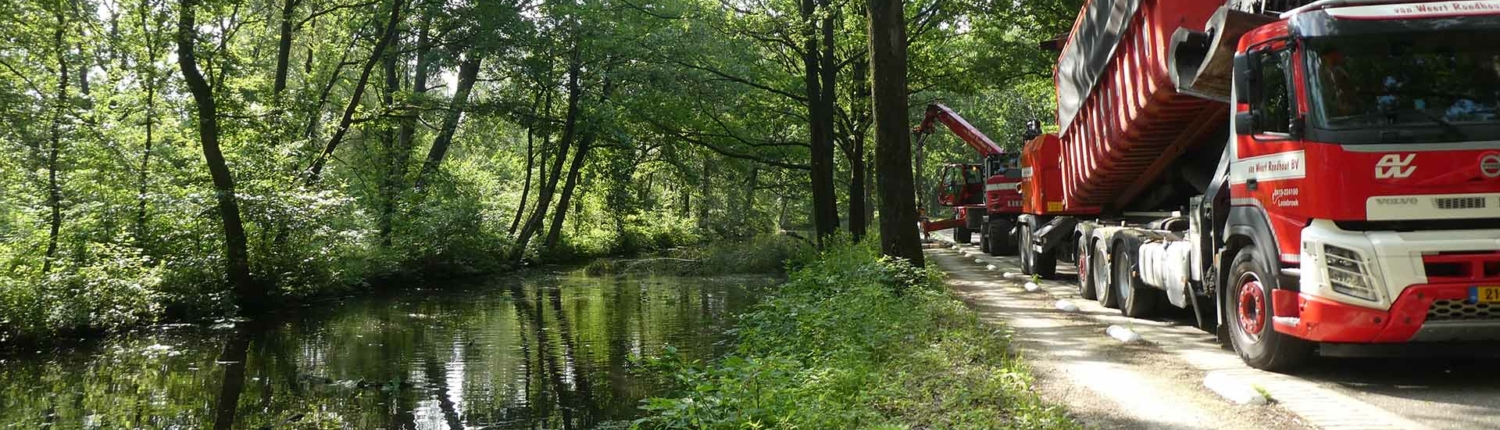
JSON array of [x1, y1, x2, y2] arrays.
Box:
[[0, 273, 766, 429]]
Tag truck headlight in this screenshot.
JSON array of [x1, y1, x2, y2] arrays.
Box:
[[1323, 245, 1380, 302]]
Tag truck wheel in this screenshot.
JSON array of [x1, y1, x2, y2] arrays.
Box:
[[980, 223, 991, 253], [1226, 245, 1312, 371], [1093, 240, 1117, 308], [1077, 237, 1097, 300], [955, 225, 972, 245], [1112, 244, 1156, 318], [987, 219, 1013, 256]]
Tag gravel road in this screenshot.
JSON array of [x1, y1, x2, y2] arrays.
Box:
[[929, 236, 1500, 430]]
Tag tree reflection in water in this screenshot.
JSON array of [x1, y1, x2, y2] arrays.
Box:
[[0, 273, 765, 429]]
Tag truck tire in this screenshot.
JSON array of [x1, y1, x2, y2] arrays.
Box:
[[1111, 243, 1156, 318], [979, 223, 990, 252], [1077, 236, 1098, 300], [954, 225, 972, 245], [987, 219, 1014, 257], [1093, 240, 1117, 308], [1020, 223, 1057, 279], [1226, 245, 1312, 371]]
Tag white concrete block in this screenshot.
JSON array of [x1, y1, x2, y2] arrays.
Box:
[[1203, 372, 1269, 405], [1106, 325, 1143, 343], [1055, 300, 1080, 313]]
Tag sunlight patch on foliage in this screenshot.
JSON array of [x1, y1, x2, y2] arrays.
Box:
[[635, 241, 1075, 429]]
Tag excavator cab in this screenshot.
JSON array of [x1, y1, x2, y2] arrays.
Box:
[[987, 153, 1022, 179], [936, 163, 985, 207]]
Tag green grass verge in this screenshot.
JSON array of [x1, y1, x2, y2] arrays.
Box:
[[634, 240, 1075, 429]]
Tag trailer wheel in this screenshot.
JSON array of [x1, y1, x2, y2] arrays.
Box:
[[1112, 244, 1156, 318], [987, 219, 1013, 256], [954, 225, 972, 245], [1077, 237, 1097, 300], [1226, 245, 1312, 371], [1093, 240, 1117, 308]]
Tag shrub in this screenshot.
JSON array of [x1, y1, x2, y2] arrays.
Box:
[[636, 241, 1074, 430], [1, 244, 164, 339]]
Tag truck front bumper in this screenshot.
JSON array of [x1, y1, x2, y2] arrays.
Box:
[[1274, 284, 1500, 343]]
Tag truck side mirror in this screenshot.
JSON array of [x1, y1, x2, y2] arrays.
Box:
[[1289, 115, 1305, 138], [1236, 111, 1256, 136], [1233, 53, 1254, 105]]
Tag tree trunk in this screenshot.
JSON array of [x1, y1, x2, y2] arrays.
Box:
[[695, 157, 710, 228], [867, 0, 923, 266], [376, 26, 401, 246], [509, 90, 544, 235], [177, 0, 260, 307], [819, 0, 843, 240], [272, 0, 296, 95], [414, 56, 481, 187], [135, 0, 161, 245], [864, 151, 876, 224], [302, 39, 356, 140], [42, 19, 67, 275], [305, 0, 405, 184], [543, 137, 591, 249], [77, 44, 90, 96], [394, 4, 434, 175], [513, 58, 582, 259], [136, 68, 156, 244], [744, 167, 758, 220], [845, 48, 870, 241], [543, 75, 614, 249], [803, 0, 838, 245]]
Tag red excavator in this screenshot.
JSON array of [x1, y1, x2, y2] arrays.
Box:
[[914, 103, 1031, 256]]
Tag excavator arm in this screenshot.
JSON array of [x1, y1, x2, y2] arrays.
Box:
[[913, 103, 1006, 157]]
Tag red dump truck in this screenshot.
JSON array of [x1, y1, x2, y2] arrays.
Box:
[[1017, 0, 1500, 370]]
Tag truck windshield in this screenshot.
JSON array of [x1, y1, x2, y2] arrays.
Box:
[[1306, 30, 1500, 142]]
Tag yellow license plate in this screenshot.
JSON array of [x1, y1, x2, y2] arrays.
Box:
[[1475, 286, 1500, 303]]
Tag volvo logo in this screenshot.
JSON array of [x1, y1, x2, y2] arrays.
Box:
[[1374, 197, 1419, 206], [1482, 154, 1500, 178]]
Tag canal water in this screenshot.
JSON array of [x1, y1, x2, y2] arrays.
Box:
[[0, 271, 771, 429]]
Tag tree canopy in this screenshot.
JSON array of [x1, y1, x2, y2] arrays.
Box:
[[0, 0, 1080, 337]]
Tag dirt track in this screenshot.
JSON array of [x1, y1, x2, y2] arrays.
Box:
[[928, 237, 1500, 430]]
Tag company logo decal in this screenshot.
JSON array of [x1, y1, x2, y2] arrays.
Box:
[[1375, 153, 1416, 179], [1482, 154, 1500, 178], [1325, 1, 1500, 19], [1231, 150, 1306, 184]]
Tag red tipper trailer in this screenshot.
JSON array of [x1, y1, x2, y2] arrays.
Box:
[[1014, 0, 1500, 371]]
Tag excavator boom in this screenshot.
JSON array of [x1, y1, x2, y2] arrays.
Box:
[[915, 103, 1006, 157]]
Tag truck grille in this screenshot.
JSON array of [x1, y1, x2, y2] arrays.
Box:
[[1427, 299, 1498, 321], [1434, 197, 1486, 210]]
